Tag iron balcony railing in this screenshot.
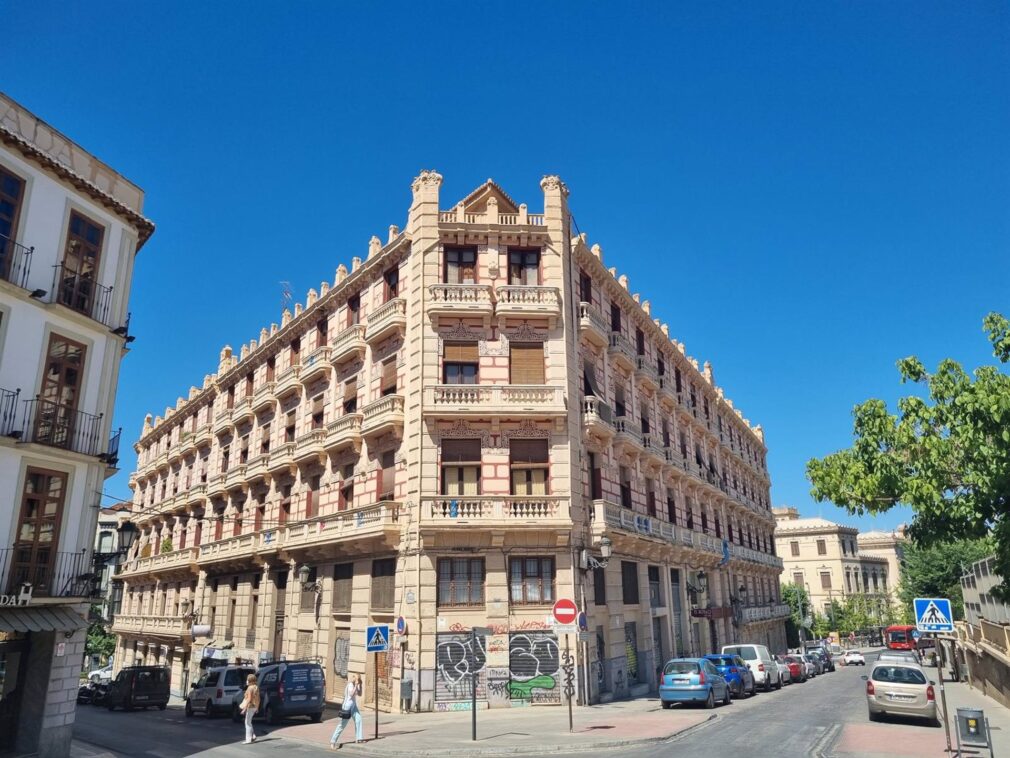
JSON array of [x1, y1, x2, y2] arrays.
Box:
[[0, 233, 34, 289], [21, 396, 105, 456], [104, 427, 122, 467], [0, 387, 19, 436], [51, 262, 114, 327], [0, 547, 98, 598]]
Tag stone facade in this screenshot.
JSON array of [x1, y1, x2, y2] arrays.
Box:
[[114, 172, 784, 711]]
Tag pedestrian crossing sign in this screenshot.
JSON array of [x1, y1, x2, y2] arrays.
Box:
[[366, 624, 390, 652], [914, 597, 954, 633]]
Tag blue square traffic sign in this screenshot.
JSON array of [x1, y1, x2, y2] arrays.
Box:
[[366, 624, 390, 652], [914, 597, 954, 633]]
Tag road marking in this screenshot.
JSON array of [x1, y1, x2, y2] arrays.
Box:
[[812, 722, 842, 757]]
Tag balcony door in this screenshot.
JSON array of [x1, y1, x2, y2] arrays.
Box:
[[0, 166, 25, 282], [35, 334, 87, 449], [10, 468, 67, 595], [59, 211, 104, 317]]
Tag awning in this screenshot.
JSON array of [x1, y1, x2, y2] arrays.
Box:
[[0, 606, 89, 633]]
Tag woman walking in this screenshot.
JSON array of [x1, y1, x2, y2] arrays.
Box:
[[240, 673, 260, 745], [329, 674, 364, 749]]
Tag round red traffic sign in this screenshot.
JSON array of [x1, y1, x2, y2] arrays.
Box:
[[552, 598, 579, 626]]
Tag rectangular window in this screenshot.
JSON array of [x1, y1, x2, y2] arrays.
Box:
[[588, 452, 603, 500], [645, 479, 656, 517], [285, 411, 296, 442], [443, 342, 479, 384], [619, 466, 632, 509], [266, 357, 276, 382], [509, 342, 545, 384], [816, 539, 827, 556], [343, 378, 358, 414], [316, 318, 328, 348], [508, 248, 540, 285], [790, 541, 800, 557], [381, 359, 397, 396], [347, 294, 360, 326], [666, 495, 677, 524], [0, 166, 26, 283], [437, 558, 485, 607], [579, 271, 592, 304], [610, 302, 621, 332], [371, 558, 396, 610], [593, 567, 606, 605], [290, 338, 300, 366], [310, 395, 325, 429], [11, 468, 67, 596], [384, 267, 399, 300], [34, 334, 87, 448], [509, 556, 555, 605], [636, 328, 645, 356], [820, 571, 832, 590], [614, 386, 626, 417], [299, 566, 317, 611], [332, 563, 353, 613], [621, 561, 640, 605], [58, 210, 105, 317], [339, 464, 354, 510], [444, 246, 477, 284], [441, 438, 481, 495], [378, 450, 396, 501], [510, 439, 549, 495], [260, 423, 271, 454]]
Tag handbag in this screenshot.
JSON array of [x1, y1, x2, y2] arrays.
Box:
[[339, 706, 353, 720]]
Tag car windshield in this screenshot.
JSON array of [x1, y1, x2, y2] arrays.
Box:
[[723, 646, 756, 660], [664, 661, 699, 675], [872, 666, 927, 684]]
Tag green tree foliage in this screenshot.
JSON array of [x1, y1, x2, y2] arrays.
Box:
[[897, 538, 993, 621], [781, 583, 810, 646], [807, 313, 1009, 601], [85, 604, 115, 662]]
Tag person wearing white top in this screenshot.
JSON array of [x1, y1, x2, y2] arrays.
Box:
[[329, 673, 364, 749]]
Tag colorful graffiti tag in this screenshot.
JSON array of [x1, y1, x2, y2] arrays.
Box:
[[435, 632, 487, 701], [508, 631, 560, 703]]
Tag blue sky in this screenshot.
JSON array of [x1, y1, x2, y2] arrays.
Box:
[[6, 2, 1008, 532]]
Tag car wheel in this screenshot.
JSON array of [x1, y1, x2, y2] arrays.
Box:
[[775, 676, 783, 690], [158, 704, 167, 711], [185, 699, 193, 717], [704, 690, 715, 709], [204, 700, 214, 718], [723, 687, 732, 706], [661, 701, 673, 710], [749, 680, 756, 697], [310, 711, 323, 723], [764, 677, 771, 692]]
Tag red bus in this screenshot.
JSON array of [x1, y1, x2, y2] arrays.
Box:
[[885, 625, 917, 651]]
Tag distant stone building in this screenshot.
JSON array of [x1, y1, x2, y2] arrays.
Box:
[[113, 172, 785, 711], [773, 507, 901, 622]]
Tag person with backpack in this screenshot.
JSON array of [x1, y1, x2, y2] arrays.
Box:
[[330, 674, 364, 749]]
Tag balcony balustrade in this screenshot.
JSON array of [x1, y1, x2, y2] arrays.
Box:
[[1, 547, 97, 599], [658, 375, 678, 406], [427, 284, 494, 325], [421, 496, 569, 526], [635, 356, 659, 391], [330, 324, 367, 365], [607, 332, 636, 370], [193, 423, 212, 448], [231, 396, 253, 425], [224, 464, 247, 489], [178, 430, 197, 455], [365, 297, 406, 344], [278, 502, 401, 551], [213, 406, 232, 434], [423, 384, 566, 417], [245, 452, 268, 481], [118, 547, 199, 578], [361, 395, 404, 438], [113, 614, 189, 638], [207, 472, 227, 497], [0, 233, 34, 289], [324, 413, 362, 453], [495, 285, 561, 325], [185, 482, 208, 503], [592, 500, 677, 544], [293, 428, 327, 463], [581, 395, 615, 440], [252, 381, 276, 412], [0, 387, 18, 437], [578, 302, 609, 347], [49, 262, 116, 328], [275, 364, 302, 398], [613, 415, 644, 454], [438, 207, 545, 226], [300, 345, 332, 385], [267, 441, 296, 472]]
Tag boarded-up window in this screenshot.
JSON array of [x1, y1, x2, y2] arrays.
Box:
[[510, 342, 545, 384], [381, 359, 397, 396], [441, 439, 481, 496], [296, 630, 313, 659], [621, 561, 640, 605], [332, 563, 353, 613], [371, 558, 396, 610], [510, 439, 548, 495], [378, 450, 396, 501]]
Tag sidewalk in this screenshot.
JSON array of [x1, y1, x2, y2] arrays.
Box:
[[272, 697, 714, 756]]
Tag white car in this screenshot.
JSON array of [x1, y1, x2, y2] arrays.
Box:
[[722, 644, 782, 691], [88, 663, 114, 683], [843, 650, 866, 666]]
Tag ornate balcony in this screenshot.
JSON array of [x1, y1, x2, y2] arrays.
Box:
[[365, 297, 406, 344], [193, 423, 212, 448], [578, 302, 609, 348], [212, 407, 232, 435], [438, 207, 546, 226], [118, 547, 199, 579], [658, 376, 678, 408], [330, 324, 367, 365], [420, 496, 570, 530], [427, 284, 494, 326], [324, 413, 362, 453], [607, 332, 636, 371], [224, 464, 247, 489], [635, 357, 659, 392], [640, 433, 667, 468], [581, 395, 614, 443], [613, 415, 644, 456], [185, 482, 208, 504], [231, 396, 253, 425], [245, 452, 269, 482], [423, 384, 566, 417], [268, 441, 296, 473], [279, 502, 401, 552], [252, 382, 276, 412], [207, 472, 227, 498], [300, 345, 332, 386], [361, 395, 404, 439], [178, 430, 197, 456], [293, 428, 327, 464], [275, 364, 302, 398], [153, 449, 170, 471], [591, 499, 677, 546], [495, 286, 561, 326]]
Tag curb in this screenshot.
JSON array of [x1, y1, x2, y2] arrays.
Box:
[[281, 713, 719, 757]]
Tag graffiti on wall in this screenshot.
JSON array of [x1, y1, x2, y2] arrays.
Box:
[[435, 633, 487, 701], [509, 632, 560, 703], [624, 622, 638, 683], [333, 634, 349, 677]]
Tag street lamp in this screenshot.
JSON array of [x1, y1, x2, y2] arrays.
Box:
[[580, 535, 613, 570], [298, 564, 323, 594]]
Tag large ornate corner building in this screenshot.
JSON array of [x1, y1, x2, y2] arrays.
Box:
[[114, 172, 785, 712], [0, 92, 153, 756]]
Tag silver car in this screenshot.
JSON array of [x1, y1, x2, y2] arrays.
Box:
[[863, 663, 939, 727]]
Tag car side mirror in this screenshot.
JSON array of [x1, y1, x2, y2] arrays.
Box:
[[860, 675, 868, 681], [929, 681, 935, 686]]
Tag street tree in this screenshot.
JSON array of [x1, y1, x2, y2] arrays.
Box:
[[781, 582, 811, 645], [897, 537, 993, 621], [807, 312, 1010, 601]]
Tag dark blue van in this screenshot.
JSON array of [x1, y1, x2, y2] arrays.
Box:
[[231, 661, 325, 724]]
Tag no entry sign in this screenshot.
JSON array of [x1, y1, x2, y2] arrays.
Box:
[[552, 598, 579, 626]]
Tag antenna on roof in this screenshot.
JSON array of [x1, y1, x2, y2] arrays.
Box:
[[279, 281, 292, 311]]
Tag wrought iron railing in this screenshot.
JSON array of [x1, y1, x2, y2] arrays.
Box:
[[0, 546, 97, 598], [0, 387, 19, 436], [20, 396, 105, 456], [0, 233, 33, 289], [50, 262, 114, 326]]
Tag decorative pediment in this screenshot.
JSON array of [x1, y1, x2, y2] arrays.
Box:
[[454, 179, 520, 214], [439, 420, 494, 449], [505, 321, 547, 343], [500, 419, 550, 447]]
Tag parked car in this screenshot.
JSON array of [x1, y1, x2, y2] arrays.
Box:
[[722, 644, 781, 691], [774, 656, 793, 685], [778, 655, 805, 683], [186, 665, 255, 718], [658, 658, 731, 709], [843, 650, 866, 666], [878, 651, 919, 665], [803, 653, 824, 675], [702, 654, 756, 698], [232, 661, 325, 724], [810, 649, 835, 672], [793, 654, 816, 679], [863, 663, 940, 727], [88, 663, 114, 684], [105, 666, 171, 711]]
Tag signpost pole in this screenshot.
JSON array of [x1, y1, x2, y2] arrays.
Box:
[[565, 634, 574, 733], [374, 652, 379, 742], [935, 634, 952, 754], [471, 629, 477, 742]]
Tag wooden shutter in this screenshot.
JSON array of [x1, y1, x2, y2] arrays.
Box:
[[510, 342, 544, 384], [510, 439, 548, 464], [442, 439, 480, 463], [380, 450, 396, 499], [444, 342, 479, 362], [381, 360, 397, 393]]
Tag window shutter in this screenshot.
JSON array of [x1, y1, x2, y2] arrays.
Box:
[[442, 439, 481, 463], [444, 342, 479, 362], [510, 343, 545, 384], [463, 466, 479, 496], [381, 360, 397, 392], [510, 439, 548, 464]]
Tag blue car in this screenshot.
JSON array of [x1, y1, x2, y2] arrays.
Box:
[[703, 654, 756, 697], [659, 658, 732, 709]]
